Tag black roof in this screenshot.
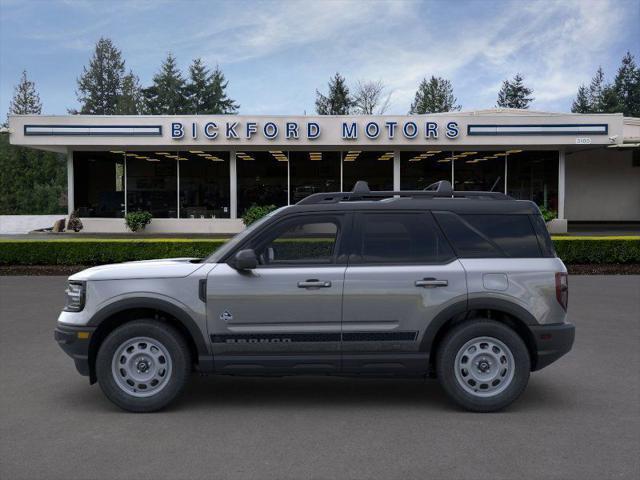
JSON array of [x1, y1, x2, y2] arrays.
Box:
[[284, 180, 540, 215]]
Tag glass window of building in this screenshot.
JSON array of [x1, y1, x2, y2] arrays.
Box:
[[507, 150, 558, 210], [126, 152, 177, 218], [401, 150, 453, 190], [178, 151, 230, 218], [237, 150, 288, 216], [73, 151, 125, 217], [342, 150, 394, 191], [453, 151, 505, 192], [289, 151, 341, 203]]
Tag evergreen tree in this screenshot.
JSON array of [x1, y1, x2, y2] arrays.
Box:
[[185, 59, 239, 114], [496, 73, 534, 109], [613, 51, 640, 117], [207, 65, 239, 114], [8, 70, 42, 116], [315, 73, 353, 115], [571, 85, 591, 113], [587, 67, 607, 112], [116, 71, 144, 115], [75, 37, 126, 114], [143, 53, 188, 114], [409, 76, 460, 114]]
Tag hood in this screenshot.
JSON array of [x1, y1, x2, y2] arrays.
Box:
[[69, 258, 205, 281]]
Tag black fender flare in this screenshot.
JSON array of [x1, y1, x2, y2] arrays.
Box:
[[87, 297, 209, 358], [419, 297, 539, 354]]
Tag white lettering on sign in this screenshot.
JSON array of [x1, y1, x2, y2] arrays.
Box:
[[576, 137, 592, 144]]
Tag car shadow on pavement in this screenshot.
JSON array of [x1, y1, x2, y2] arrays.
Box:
[[55, 373, 572, 414]]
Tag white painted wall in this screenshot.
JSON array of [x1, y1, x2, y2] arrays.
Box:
[[0, 215, 66, 234], [81, 218, 244, 234], [565, 149, 640, 221]]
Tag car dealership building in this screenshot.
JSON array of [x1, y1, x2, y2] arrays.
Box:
[[8, 109, 640, 234]]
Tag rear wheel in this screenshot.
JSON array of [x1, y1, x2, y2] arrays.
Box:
[[436, 319, 530, 412], [96, 320, 191, 412]]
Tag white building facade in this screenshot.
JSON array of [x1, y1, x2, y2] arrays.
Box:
[[8, 109, 640, 234]]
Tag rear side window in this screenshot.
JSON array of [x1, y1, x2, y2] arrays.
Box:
[[530, 214, 556, 257], [353, 212, 455, 264], [434, 212, 541, 258]]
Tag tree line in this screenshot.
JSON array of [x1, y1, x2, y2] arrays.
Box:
[[1, 37, 639, 215]]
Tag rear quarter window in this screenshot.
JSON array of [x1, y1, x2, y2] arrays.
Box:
[[434, 212, 542, 258]]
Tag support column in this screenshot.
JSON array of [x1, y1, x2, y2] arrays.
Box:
[[230, 150, 237, 219], [393, 150, 401, 191], [66, 149, 74, 216], [558, 149, 566, 220]]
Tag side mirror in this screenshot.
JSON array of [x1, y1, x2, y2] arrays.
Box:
[[233, 249, 258, 270]]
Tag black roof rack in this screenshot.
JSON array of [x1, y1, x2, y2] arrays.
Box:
[[296, 180, 511, 205]]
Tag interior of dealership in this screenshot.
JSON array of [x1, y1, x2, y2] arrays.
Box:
[[74, 149, 558, 220]]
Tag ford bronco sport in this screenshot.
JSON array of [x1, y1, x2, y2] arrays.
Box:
[[55, 180, 575, 412]]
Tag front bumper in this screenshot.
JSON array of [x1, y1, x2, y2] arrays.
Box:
[[530, 322, 575, 371], [54, 324, 96, 377]]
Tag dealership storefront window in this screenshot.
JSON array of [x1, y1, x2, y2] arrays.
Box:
[[289, 151, 341, 203], [72, 148, 559, 220], [237, 150, 288, 215], [343, 150, 394, 191], [74, 151, 125, 217]]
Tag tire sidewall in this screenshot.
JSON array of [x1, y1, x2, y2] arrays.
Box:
[[96, 320, 190, 412], [436, 320, 530, 412]]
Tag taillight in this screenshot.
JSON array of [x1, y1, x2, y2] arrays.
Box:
[[555, 272, 568, 311]]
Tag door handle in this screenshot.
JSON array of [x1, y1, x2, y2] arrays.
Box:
[[415, 278, 448, 288], [297, 279, 332, 288]]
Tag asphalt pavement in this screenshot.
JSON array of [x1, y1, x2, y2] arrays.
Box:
[[1, 275, 638, 480]]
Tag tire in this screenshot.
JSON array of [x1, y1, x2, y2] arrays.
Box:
[[96, 320, 191, 412], [436, 319, 530, 412]]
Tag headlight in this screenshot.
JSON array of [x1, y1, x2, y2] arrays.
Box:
[[64, 281, 85, 312]]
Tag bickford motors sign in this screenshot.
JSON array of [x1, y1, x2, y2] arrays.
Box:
[[171, 119, 461, 141]]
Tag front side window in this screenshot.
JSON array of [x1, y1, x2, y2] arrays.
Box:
[[254, 217, 340, 266], [353, 212, 455, 264]]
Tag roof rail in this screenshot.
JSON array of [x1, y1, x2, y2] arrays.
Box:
[[296, 180, 511, 205]]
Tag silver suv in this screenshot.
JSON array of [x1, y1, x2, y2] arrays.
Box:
[[55, 181, 574, 413]]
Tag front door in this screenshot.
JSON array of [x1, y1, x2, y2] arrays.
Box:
[[341, 211, 467, 374], [206, 213, 349, 373]]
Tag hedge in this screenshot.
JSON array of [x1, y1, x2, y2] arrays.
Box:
[[0, 237, 638, 266]]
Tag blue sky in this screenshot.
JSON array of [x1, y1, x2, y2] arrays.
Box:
[[1, 0, 638, 117]]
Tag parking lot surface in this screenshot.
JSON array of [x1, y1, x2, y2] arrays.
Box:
[[1, 275, 639, 480]]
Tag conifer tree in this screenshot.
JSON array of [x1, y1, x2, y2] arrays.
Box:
[[613, 51, 640, 117], [116, 71, 144, 115], [185, 59, 239, 114], [571, 85, 591, 113], [8, 70, 42, 116], [409, 76, 460, 114], [75, 38, 126, 114], [143, 53, 188, 114], [315, 73, 353, 115], [496, 74, 534, 109]]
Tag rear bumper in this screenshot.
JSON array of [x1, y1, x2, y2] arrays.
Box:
[[54, 324, 96, 377], [530, 322, 575, 371]]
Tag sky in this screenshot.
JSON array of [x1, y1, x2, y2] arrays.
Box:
[[0, 0, 638, 117]]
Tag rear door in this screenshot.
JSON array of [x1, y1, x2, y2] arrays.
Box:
[[206, 213, 349, 373], [341, 211, 467, 374]]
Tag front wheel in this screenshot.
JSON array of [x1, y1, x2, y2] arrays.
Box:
[[436, 319, 530, 412], [96, 320, 191, 412]]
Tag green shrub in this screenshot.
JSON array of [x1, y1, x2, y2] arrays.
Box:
[[538, 205, 557, 222], [552, 237, 640, 264], [0, 237, 637, 266], [242, 204, 277, 226], [125, 211, 153, 232], [0, 239, 226, 265]]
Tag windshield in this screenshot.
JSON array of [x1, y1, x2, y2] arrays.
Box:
[[204, 206, 288, 263]]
